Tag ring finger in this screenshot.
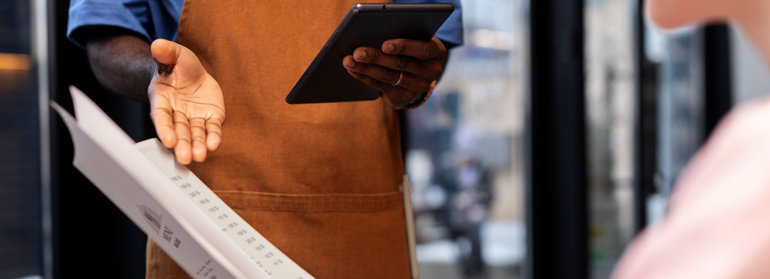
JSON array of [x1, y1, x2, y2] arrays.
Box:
[[344, 56, 431, 93]]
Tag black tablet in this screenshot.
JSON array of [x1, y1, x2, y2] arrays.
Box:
[[285, 3, 454, 104]]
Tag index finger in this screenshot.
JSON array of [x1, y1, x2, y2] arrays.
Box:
[[151, 105, 178, 148], [382, 38, 443, 60]]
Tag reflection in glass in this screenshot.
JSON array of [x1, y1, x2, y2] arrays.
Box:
[[406, 0, 527, 278]]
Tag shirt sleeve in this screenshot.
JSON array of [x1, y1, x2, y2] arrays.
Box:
[[67, 0, 183, 48], [393, 0, 464, 47]]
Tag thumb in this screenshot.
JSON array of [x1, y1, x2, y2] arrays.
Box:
[[151, 39, 182, 70]]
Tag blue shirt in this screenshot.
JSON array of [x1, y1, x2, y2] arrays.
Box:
[[67, 0, 463, 48]]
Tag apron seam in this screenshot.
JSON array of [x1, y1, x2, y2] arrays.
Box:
[[215, 190, 404, 213]]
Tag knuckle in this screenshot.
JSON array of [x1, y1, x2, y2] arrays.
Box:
[[385, 70, 400, 83], [396, 57, 409, 71], [363, 48, 377, 61], [422, 43, 433, 58]]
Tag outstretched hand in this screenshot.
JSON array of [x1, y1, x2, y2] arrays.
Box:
[[148, 39, 225, 165], [343, 37, 448, 109]]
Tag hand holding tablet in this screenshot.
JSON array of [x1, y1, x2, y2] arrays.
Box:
[[285, 3, 454, 105], [343, 36, 448, 109]]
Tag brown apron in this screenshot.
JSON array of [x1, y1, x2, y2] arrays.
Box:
[[145, 0, 412, 278]]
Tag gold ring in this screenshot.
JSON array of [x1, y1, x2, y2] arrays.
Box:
[[392, 71, 404, 87]]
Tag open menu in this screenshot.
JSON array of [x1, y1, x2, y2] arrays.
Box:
[[51, 86, 314, 279]]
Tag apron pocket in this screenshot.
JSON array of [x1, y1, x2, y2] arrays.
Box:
[[215, 190, 412, 279]]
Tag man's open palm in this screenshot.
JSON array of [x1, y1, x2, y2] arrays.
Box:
[[148, 39, 225, 165]]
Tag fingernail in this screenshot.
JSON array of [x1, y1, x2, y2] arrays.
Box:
[[356, 49, 368, 60], [344, 58, 356, 68], [383, 43, 395, 53]]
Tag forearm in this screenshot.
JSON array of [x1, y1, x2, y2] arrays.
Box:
[[84, 27, 155, 102]]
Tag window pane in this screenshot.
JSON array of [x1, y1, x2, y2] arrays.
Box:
[[407, 0, 527, 278], [585, 0, 638, 277]]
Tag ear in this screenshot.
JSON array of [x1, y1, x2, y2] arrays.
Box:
[[646, 0, 741, 29]]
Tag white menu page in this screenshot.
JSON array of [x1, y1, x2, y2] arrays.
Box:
[[52, 86, 313, 279]]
